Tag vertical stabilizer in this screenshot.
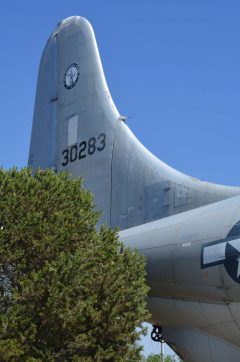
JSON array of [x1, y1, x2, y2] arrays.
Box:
[[29, 16, 240, 229], [28, 16, 120, 225]]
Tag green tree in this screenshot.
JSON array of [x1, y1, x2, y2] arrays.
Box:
[[145, 353, 183, 362], [0, 168, 149, 361]]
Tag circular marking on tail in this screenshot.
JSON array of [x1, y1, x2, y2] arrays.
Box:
[[64, 63, 79, 89]]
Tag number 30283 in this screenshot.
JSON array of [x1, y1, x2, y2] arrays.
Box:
[[61, 133, 106, 167]]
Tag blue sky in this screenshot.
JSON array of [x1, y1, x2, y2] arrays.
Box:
[[1, 0, 240, 357]]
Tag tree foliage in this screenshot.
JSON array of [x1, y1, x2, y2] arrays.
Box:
[[141, 353, 183, 362], [0, 168, 149, 361]]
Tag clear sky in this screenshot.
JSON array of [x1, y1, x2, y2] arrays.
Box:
[[1, 0, 240, 357]]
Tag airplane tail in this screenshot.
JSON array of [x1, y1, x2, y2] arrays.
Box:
[[29, 16, 240, 228], [29, 16, 119, 225]]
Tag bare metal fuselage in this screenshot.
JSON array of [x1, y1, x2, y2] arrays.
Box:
[[120, 196, 240, 359]]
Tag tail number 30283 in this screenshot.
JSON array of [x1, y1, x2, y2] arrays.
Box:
[[61, 133, 106, 167]]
